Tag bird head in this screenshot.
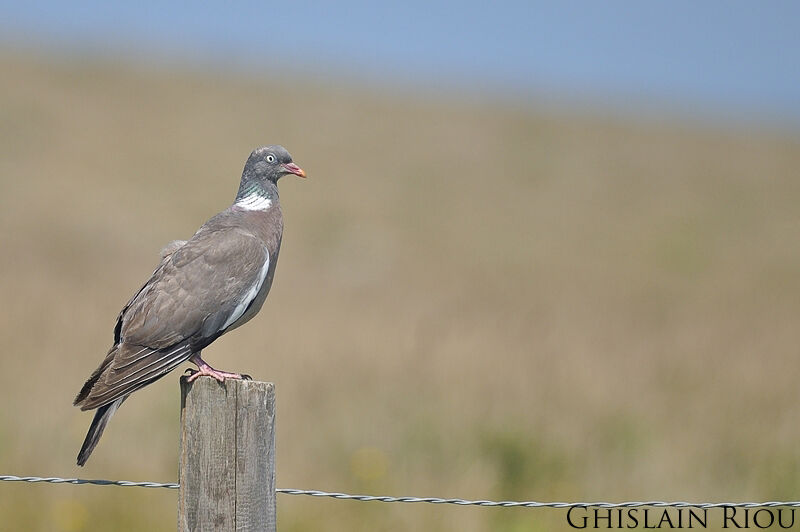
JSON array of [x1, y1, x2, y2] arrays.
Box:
[[244, 145, 306, 183]]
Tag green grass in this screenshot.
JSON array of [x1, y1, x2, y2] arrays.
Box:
[[0, 50, 799, 531]]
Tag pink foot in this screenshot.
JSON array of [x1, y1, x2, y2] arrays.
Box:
[[185, 353, 251, 383]]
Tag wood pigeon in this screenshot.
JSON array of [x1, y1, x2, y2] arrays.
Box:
[[73, 145, 305, 466]]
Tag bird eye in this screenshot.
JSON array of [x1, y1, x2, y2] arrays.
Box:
[[266, 154, 276, 163]]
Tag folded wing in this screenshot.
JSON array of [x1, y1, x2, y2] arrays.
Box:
[[75, 228, 269, 410]]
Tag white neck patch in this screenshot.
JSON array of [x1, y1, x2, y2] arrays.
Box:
[[235, 192, 273, 211]]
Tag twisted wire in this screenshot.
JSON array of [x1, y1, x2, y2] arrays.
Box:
[[0, 475, 178, 489], [3, 475, 800, 508]]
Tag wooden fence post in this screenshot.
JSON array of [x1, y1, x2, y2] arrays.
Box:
[[178, 376, 276, 531]]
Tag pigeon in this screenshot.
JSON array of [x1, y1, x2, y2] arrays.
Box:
[[73, 145, 305, 466]]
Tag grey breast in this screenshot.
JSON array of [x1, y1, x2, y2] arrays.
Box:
[[221, 206, 284, 333]]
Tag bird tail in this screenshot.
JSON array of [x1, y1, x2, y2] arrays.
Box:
[[76, 396, 126, 466]]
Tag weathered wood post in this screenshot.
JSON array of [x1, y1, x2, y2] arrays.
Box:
[[178, 376, 276, 531]]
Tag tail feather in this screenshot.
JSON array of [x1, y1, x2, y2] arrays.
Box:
[[76, 397, 126, 466]]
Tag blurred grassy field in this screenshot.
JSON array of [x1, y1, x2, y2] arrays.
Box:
[[0, 50, 799, 531]]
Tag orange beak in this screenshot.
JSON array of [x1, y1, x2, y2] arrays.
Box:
[[282, 162, 306, 178]]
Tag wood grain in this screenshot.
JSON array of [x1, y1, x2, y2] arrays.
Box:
[[178, 376, 276, 531]]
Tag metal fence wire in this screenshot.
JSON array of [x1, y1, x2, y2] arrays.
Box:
[[2, 474, 800, 509]]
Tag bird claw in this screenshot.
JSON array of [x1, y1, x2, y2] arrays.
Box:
[[184, 357, 251, 384], [241, 374, 252, 381]]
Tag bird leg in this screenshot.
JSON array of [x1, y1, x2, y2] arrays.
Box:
[[185, 352, 251, 383]]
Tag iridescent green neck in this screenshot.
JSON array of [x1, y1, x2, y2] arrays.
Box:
[[234, 180, 278, 210]]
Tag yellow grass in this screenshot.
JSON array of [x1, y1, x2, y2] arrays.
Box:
[[0, 50, 799, 531]]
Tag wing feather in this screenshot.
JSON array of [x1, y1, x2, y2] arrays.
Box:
[[81, 344, 192, 409], [78, 226, 270, 409]]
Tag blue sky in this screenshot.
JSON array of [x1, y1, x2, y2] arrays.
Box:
[[2, 1, 798, 127]]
